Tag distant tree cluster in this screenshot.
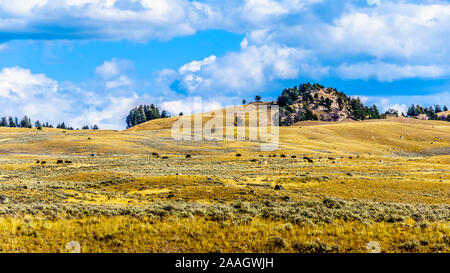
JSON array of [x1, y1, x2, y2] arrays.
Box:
[[0, 115, 99, 130], [407, 104, 449, 121], [126, 104, 170, 128]]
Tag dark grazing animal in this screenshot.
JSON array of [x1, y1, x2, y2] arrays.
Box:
[[152, 152, 159, 156], [291, 155, 296, 158], [41, 161, 46, 164], [280, 155, 286, 158], [36, 160, 40, 164], [57, 160, 63, 164], [185, 154, 192, 158], [303, 156, 314, 163], [250, 159, 259, 162], [161, 156, 169, 159], [65, 160, 72, 164], [236, 153, 242, 157]]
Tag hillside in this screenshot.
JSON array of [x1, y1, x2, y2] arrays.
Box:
[[438, 110, 450, 119], [0, 117, 449, 253]]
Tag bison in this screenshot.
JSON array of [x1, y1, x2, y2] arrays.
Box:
[[41, 161, 46, 164], [65, 160, 72, 164], [36, 160, 40, 164], [280, 155, 286, 158], [236, 153, 242, 157], [57, 160, 63, 164], [303, 156, 314, 163], [185, 154, 192, 159]]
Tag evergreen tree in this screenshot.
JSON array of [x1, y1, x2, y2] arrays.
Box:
[[35, 120, 42, 130], [0, 117, 6, 127], [255, 95, 262, 102], [126, 104, 166, 128], [92, 125, 99, 130], [57, 122, 67, 129], [443, 105, 448, 112], [161, 110, 169, 118], [407, 104, 417, 117], [82, 125, 89, 130], [20, 116, 32, 128], [242, 99, 247, 104], [8, 116, 16, 127]]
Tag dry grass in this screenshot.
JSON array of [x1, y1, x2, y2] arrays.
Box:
[[0, 116, 449, 253]]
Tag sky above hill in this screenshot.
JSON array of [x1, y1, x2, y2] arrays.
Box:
[[1, 0, 449, 129]]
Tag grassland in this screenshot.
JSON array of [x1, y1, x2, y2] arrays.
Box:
[[0, 117, 449, 253]]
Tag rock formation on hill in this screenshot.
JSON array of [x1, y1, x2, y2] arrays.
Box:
[[277, 83, 380, 126]]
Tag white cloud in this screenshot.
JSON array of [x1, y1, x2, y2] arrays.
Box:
[[170, 44, 328, 94], [337, 62, 445, 82], [179, 55, 216, 74], [69, 95, 139, 130], [96, 58, 133, 78], [96, 60, 120, 78], [161, 98, 223, 115], [0, 0, 47, 16], [106, 75, 132, 89], [0, 66, 140, 130], [0, 67, 57, 100], [324, 3, 450, 60]]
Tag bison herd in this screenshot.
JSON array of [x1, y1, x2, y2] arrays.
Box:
[[36, 159, 72, 165], [232, 153, 359, 164]]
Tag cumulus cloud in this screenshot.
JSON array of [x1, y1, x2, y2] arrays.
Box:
[[106, 75, 132, 89], [179, 55, 217, 74], [0, 66, 140, 130], [170, 44, 328, 95], [96, 58, 133, 78], [336, 62, 446, 82], [161, 98, 223, 115], [0, 67, 57, 100]]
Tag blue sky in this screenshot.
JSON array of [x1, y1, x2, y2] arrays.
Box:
[[0, 0, 449, 129]]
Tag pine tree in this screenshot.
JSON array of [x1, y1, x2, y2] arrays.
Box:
[[161, 110, 169, 118], [0, 117, 6, 127], [444, 105, 448, 112], [8, 116, 16, 127], [35, 120, 42, 130], [20, 116, 32, 128]]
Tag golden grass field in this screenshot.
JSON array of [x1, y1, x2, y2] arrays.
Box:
[[0, 116, 449, 253]]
